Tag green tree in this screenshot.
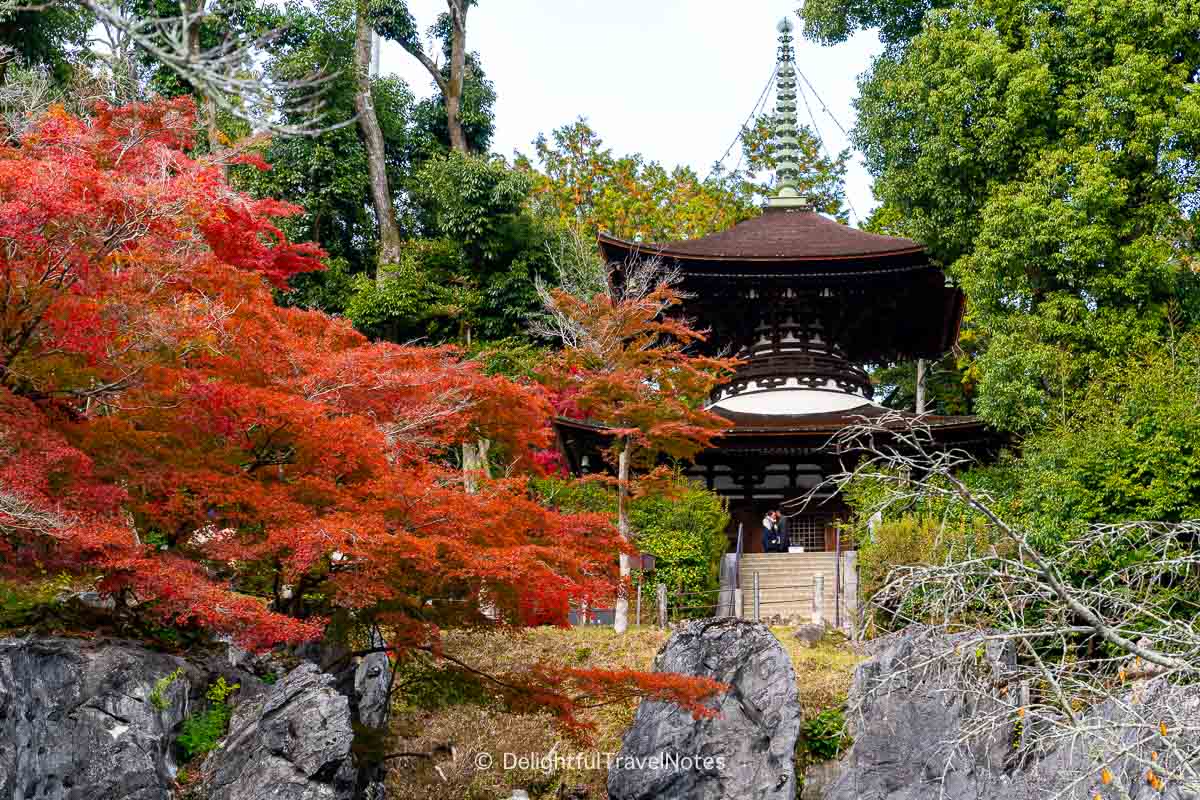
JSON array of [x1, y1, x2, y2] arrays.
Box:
[[231, 0, 431, 311], [722, 112, 850, 221], [829, 0, 1200, 432], [369, 0, 479, 154], [0, 5, 92, 86], [1004, 333, 1200, 530], [630, 485, 729, 619], [800, 0, 945, 47], [346, 152, 557, 342], [522, 119, 761, 244]]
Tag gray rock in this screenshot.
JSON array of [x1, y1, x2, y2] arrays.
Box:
[[1009, 677, 1200, 800], [354, 652, 391, 731], [354, 628, 391, 732], [816, 626, 1200, 800], [794, 623, 825, 648], [608, 617, 801, 800], [200, 662, 357, 800], [823, 626, 1017, 800], [0, 636, 198, 800], [800, 760, 840, 800], [65, 590, 117, 611]]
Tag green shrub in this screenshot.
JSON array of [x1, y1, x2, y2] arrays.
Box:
[[800, 707, 851, 762], [533, 476, 730, 619], [531, 477, 615, 515], [345, 242, 474, 342], [177, 677, 239, 761], [150, 668, 184, 711], [0, 577, 64, 629], [856, 514, 993, 600], [631, 484, 729, 619], [1007, 337, 1200, 530]]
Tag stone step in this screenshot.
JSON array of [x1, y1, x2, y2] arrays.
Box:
[[739, 565, 838, 573], [734, 556, 840, 563], [740, 573, 836, 579]]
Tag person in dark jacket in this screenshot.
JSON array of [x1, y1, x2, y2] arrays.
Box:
[[761, 510, 777, 552]]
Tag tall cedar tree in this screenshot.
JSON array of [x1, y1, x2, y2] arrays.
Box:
[[541, 280, 738, 633], [0, 99, 724, 726]]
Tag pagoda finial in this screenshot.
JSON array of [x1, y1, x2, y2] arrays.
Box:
[[767, 16, 812, 211]]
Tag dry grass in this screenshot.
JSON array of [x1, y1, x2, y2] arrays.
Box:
[[771, 626, 862, 718], [386, 624, 860, 800]]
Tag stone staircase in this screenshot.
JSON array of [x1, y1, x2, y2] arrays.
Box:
[[736, 551, 856, 625]]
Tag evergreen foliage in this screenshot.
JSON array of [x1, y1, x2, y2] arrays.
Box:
[[177, 677, 240, 761], [817, 0, 1200, 432], [629, 488, 729, 618], [535, 478, 730, 619]]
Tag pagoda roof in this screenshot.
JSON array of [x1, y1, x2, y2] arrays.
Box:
[[598, 208, 925, 267]]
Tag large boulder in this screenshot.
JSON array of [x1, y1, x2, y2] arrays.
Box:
[[0, 636, 199, 800], [1007, 677, 1200, 800], [0, 636, 368, 800], [816, 626, 1200, 800], [199, 663, 357, 800], [822, 626, 1018, 800], [608, 617, 801, 800]]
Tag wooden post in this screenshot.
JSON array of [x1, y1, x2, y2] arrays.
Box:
[[812, 574, 825, 627], [1018, 680, 1031, 749], [656, 583, 667, 628], [834, 530, 842, 631], [733, 588, 744, 619], [753, 572, 761, 622], [635, 577, 642, 627]]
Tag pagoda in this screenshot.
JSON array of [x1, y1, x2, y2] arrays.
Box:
[[555, 18, 994, 554]]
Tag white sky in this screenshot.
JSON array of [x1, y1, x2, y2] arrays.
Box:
[[378, 0, 884, 225]]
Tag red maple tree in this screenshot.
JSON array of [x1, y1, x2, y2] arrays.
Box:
[[539, 271, 739, 633], [0, 99, 725, 725]]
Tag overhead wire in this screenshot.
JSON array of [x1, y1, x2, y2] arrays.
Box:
[[796, 73, 861, 226], [797, 69, 850, 138], [708, 51, 866, 227], [706, 63, 778, 180]]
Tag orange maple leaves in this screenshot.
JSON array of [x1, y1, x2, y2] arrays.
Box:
[[0, 98, 618, 650]]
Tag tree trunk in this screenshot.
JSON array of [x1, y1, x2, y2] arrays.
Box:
[[204, 97, 223, 167], [396, 1, 470, 154], [915, 358, 928, 414], [184, 0, 225, 174], [445, 0, 469, 153], [354, 0, 403, 280], [464, 434, 496, 619], [462, 437, 490, 493], [614, 438, 631, 634]]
